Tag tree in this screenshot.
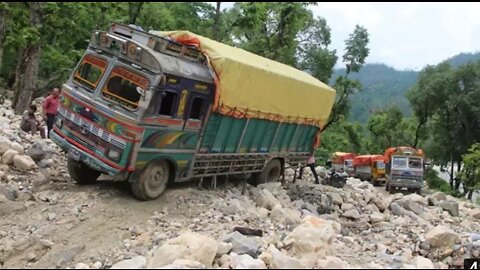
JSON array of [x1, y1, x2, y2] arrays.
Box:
[[0, 2, 7, 75], [128, 2, 144, 25], [212, 2, 221, 40], [459, 143, 480, 201], [12, 2, 45, 114], [321, 25, 369, 132]]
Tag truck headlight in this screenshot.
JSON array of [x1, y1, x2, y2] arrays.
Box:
[[107, 148, 121, 162], [55, 117, 63, 129]]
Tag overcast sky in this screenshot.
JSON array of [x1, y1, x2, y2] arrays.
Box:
[[215, 2, 480, 71]]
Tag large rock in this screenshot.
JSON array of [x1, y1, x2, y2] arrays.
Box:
[[389, 202, 404, 216], [13, 155, 36, 171], [341, 203, 354, 211], [412, 256, 434, 269], [326, 192, 343, 206], [425, 225, 459, 248], [26, 140, 51, 161], [316, 256, 350, 269], [439, 200, 459, 217], [0, 136, 12, 155], [264, 246, 306, 269], [148, 232, 218, 268], [271, 205, 302, 226], [258, 182, 283, 194], [222, 232, 259, 257], [284, 216, 338, 268], [401, 194, 427, 205], [2, 149, 18, 165], [0, 185, 17, 201], [230, 253, 267, 269], [216, 242, 233, 257], [158, 259, 205, 269], [371, 196, 388, 211], [342, 209, 360, 220], [398, 199, 425, 215], [9, 142, 24, 154], [428, 192, 447, 206], [370, 213, 384, 224], [111, 256, 146, 269], [470, 209, 480, 220], [252, 188, 281, 211]]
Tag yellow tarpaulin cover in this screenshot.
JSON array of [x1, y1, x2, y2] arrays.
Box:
[[152, 30, 336, 129]]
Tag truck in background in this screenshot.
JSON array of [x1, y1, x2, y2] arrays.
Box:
[[331, 152, 356, 176], [384, 146, 425, 194], [353, 154, 386, 186], [50, 23, 336, 200]]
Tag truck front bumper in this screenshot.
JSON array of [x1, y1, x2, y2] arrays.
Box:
[[51, 129, 121, 176], [388, 179, 423, 189]]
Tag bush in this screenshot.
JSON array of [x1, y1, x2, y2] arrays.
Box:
[[425, 167, 453, 194]]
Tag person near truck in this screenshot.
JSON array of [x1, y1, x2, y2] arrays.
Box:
[[20, 104, 46, 139], [297, 153, 320, 184], [42, 87, 60, 138]]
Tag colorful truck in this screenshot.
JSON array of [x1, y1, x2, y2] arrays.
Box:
[[352, 154, 386, 186], [50, 23, 336, 200], [384, 146, 425, 194], [331, 152, 356, 176]]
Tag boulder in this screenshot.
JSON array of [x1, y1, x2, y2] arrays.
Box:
[[0, 136, 12, 155], [370, 213, 384, 224], [222, 232, 259, 257], [398, 199, 425, 215], [148, 232, 218, 268], [270, 205, 302, 226], [316, 256, 350, 269], [216, 242, 233, 257], [371, 196, 388, 211], [0, 185, 17, 201], [341, 203, 354, 211], [470, 209, 480, 220], [111, 256, 146, 269], [412, 256, 434, 269], [342, 209, 360, 220], [284, 216, 338, 268], [13, 155, 36, 171], [439, 200, 459, 217], [158, 259, 205, 269], [252, 188, 281, 211], [9, 142, 24, 154], [401, 194, 427, 205], [265, 246, 306, 269], [2, 149, 18, 165], [230, 253, 267, 269], [26, 140, 51, 161], [389, 202, 404, 216], [425, 225, 459, 248], [326, 192, 343, 206]]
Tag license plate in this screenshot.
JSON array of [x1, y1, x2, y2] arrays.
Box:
[[68, 148, 81, 161]]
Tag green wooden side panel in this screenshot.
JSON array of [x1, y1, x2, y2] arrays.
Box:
[[224, 118, 247, 153], [200, 113, 319, 154]]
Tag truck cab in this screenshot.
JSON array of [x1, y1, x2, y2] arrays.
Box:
[[384, 147, 424, 194]]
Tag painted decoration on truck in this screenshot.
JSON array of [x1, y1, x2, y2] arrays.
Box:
[[141, 129, 198, 150]]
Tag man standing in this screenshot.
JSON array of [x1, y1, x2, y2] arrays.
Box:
[[42, 87, 60, 138], [297, 153, 320, 184]]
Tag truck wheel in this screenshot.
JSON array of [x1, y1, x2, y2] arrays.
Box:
[[253, 159, 282, 186], [67, 158, 101, 185], [416, 188, 422, 195], [131, 160, 170, 201]]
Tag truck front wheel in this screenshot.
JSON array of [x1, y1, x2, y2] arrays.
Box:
[[67, 158, 101, 185], [131, 160, 170, 201], [251, 159, 282, 186]]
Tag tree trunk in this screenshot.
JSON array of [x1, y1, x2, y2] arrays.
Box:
[[413, 115, 427, 148], [468, 190, 474, 201], [212, 2, 221, 40], [128, 2, 144, 25], [454, 161, 462, 190], [12, 2, 43, 114], [449, 154, 454, 190], [0, 3, 6, 70]]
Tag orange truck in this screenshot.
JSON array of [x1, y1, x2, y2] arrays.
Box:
[[352, 155, 386, 186], [331, 152, 356, 176], [384, 146, 425, 194]]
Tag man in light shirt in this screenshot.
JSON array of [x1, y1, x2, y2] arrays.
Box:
[[298, 153, 320, 184]]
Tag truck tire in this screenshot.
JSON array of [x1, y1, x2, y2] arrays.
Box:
[[131, 160, 170, 201], [252, 159, 282, 186], [416, 188, 422, 195], [67, 158, 101, 185]]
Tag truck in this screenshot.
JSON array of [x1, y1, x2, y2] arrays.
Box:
[[50, 23, 337, 200], [331, 152, 356, 176], [384, 146, 425, 194], [352, 154, 386, 186]]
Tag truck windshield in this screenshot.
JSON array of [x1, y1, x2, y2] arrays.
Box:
[[73, 54, 107, 92], [345, 160, 353, 167], [392, 157, 407, 168], [376, 161, 385, 169], [408, 157, 422, 169], [101, 66, 149, 111]]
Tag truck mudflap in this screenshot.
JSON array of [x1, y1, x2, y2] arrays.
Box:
[[50, 130, 120, 176]]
